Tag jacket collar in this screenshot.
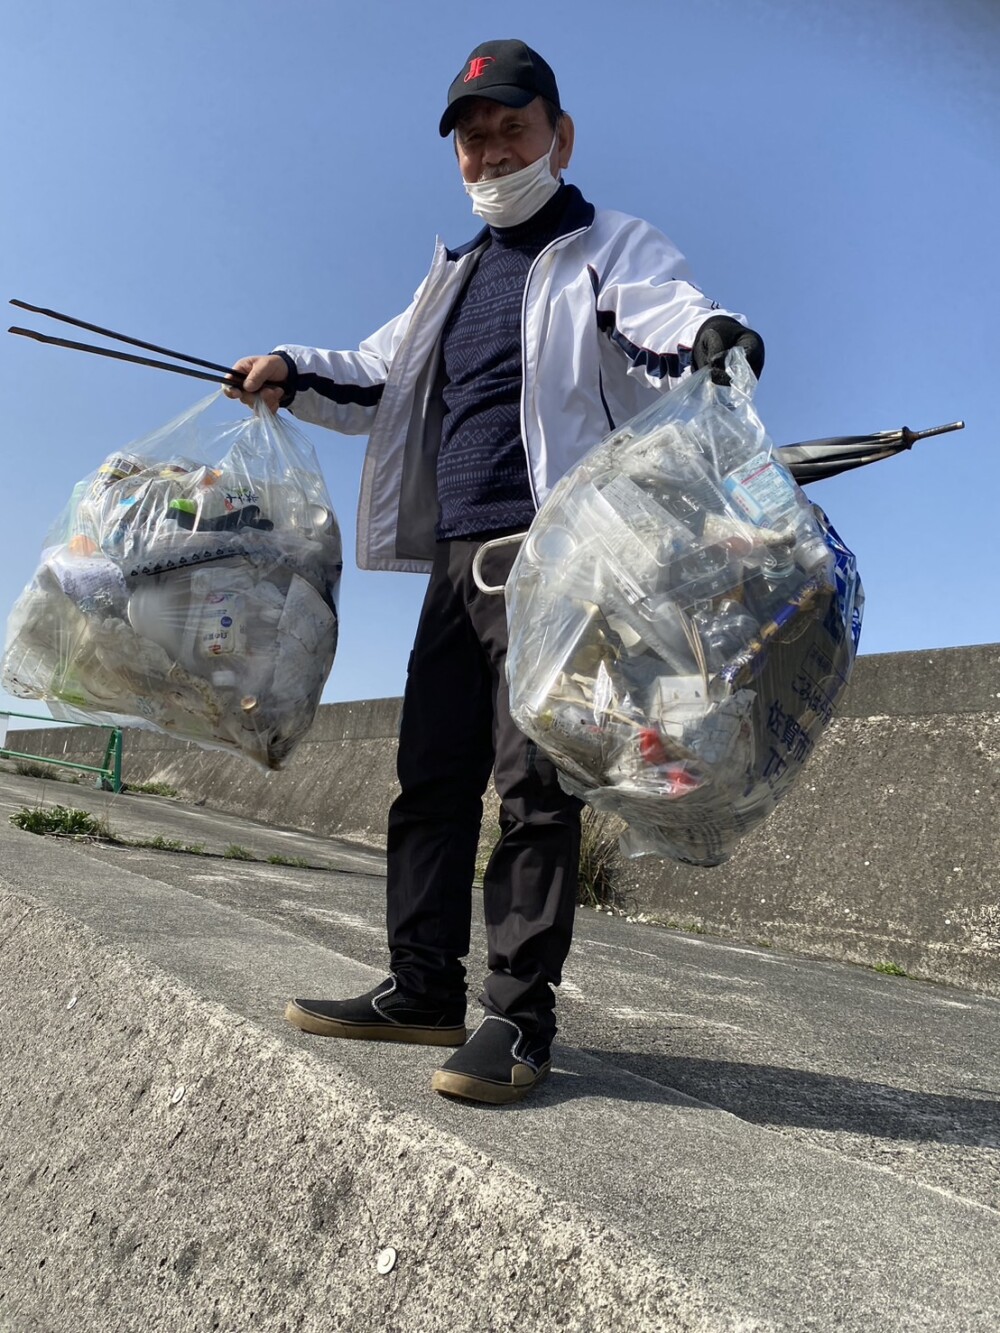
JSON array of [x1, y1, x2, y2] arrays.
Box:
[[445, 182, 595, 261]]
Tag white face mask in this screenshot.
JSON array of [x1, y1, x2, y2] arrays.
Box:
[[464, 129, 561, 228]]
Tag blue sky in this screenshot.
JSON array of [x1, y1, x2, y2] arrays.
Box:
[[2, 0, 997, 715]]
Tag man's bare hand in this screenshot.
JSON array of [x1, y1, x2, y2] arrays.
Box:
[[224, 354, 289, 412]]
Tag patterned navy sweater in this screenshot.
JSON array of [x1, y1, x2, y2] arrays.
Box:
[[435, 185, 570, 541]]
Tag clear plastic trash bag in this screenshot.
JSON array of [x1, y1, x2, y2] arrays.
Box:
[[505, 349, 863, 865], [2, 393, 342, 770]]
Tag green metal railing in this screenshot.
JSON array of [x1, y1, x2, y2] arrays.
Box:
[[0, 710, 123, 792]]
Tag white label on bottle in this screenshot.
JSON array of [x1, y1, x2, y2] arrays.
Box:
[[195, 590, 246, 657], [51, 555, 127, 607], [724, 452, 798, 527]]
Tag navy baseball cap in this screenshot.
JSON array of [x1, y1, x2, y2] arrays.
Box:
[[439, 39, 561, 136]]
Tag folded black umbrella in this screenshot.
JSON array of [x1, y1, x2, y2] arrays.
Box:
[[777, 421, 965, 484]]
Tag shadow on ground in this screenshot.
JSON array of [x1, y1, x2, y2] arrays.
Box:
[[516, 1049, 1000, 1147]]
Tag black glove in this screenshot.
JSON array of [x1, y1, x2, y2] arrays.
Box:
[[692, 315, 765, 385]]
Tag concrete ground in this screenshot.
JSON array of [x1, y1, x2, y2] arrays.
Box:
[[1, 769, 998, 1332]]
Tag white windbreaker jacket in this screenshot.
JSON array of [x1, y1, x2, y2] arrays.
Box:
[[276, 185, 747, 573]]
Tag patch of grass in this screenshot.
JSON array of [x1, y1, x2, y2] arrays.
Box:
[[473, 833, 494, 887], [577, 808, 625, 912], [10, 805, 117, 841], [476, 808, 625, 912], [14, 760, 59, 780], [125, 836, 207, 856], [124, 781, 179, 798], [8, 812, 322, 875], [873, 961, 909, 977]]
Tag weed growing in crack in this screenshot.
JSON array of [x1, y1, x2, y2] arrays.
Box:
[[10, 805, 118, 841], [873, 961, 909, 977], [224, 844, 255, 861]]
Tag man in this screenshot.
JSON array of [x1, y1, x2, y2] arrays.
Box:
[[228, 39, 764, 1105]]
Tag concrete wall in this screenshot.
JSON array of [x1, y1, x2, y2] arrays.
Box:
[[620, 645, 1000, 995], [8, 696, 405, 851], [8, 643, 999, 995]]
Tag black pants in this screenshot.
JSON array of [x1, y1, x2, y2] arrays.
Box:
[[385, 537, 582, 1045]]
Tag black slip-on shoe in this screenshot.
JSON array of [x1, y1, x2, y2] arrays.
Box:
[[285, 977, 466, 1046], [431, 1015, 551, 1104]]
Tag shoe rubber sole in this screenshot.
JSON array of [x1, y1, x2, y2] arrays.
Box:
[[285, 1001, 466, 1046], [431, 1061, 551, 1105]]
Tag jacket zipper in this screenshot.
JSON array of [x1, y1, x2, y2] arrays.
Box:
[[597, 367, 615, 431], [518, 222, 594, 509]]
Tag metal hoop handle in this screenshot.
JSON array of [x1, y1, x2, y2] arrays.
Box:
[[471, 531, 529, 595]]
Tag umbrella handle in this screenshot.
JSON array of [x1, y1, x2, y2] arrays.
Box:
[[901, 421, 965, 446]]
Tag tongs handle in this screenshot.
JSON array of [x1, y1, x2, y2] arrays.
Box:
[[7, 299, 283, 393], [8, 326, 250, 387], [9, 299, 235, 376]]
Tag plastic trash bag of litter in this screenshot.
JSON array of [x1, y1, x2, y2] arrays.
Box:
[[505, 348, 863, 866], [2, 393, 342, 770]]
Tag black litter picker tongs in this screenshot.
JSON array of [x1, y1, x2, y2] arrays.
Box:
[[7, 299, 284, 393], [8, 298, 963, 485]]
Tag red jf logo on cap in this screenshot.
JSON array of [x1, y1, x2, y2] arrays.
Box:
[[464, 55, 495, 82]]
